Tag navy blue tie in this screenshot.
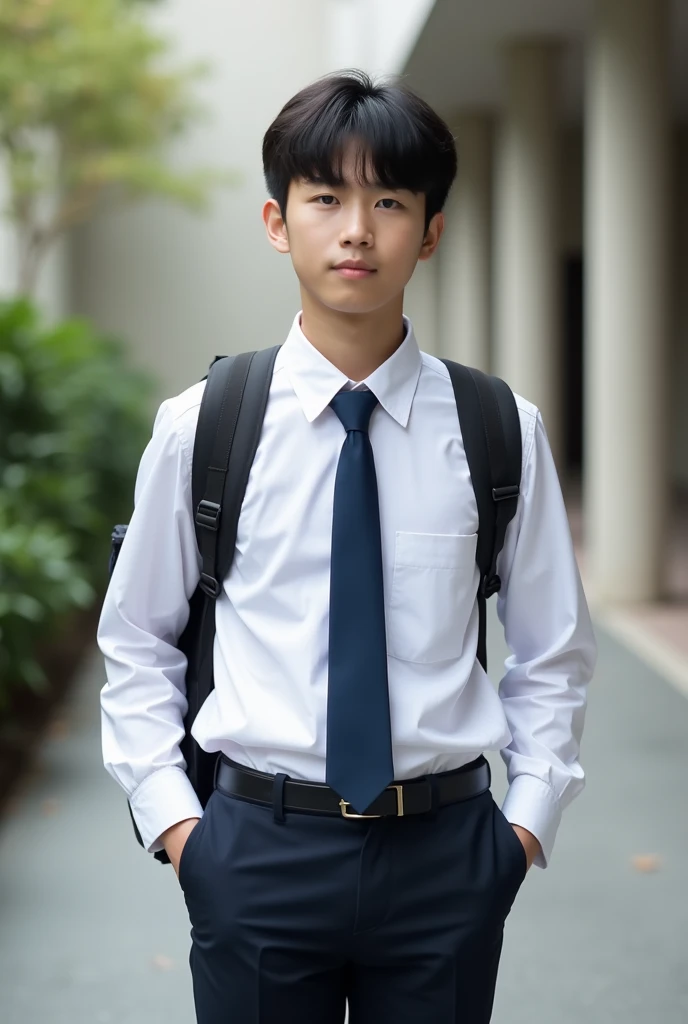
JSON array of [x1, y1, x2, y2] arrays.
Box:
[[326, 389, 394, 815]]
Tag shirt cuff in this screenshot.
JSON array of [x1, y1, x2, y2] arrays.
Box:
[[500, 773, 562, 870], [129, 765, 205, 854]]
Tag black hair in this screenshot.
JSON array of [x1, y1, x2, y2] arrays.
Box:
[[262, 69, 458, 234]]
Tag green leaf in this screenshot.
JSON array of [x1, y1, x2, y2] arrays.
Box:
[[0, 296, 156, 702]]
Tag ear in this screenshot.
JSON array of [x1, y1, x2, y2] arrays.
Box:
[[418, 211, 445, 262], [263, 198, 290, 254]]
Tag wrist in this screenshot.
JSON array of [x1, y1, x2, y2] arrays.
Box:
[[511, 824, 541, 870], [161, 816, 201, 869], [161, 816, 200, 844]]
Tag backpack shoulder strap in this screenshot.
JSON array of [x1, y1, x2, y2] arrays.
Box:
[[192, 345, 281, 598], [181, 343, 280, 745], [440, 359, 522, 672]]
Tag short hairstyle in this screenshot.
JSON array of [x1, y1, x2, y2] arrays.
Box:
[[262, 69, 458, 234]]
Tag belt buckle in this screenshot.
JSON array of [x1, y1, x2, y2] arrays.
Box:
[[339, 784, 405, 819]]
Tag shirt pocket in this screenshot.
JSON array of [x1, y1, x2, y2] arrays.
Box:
[[386, 531, 478, 664]]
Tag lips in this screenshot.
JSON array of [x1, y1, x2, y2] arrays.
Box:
[[332, 261, 377, 279], [334, 261, 375, 271]]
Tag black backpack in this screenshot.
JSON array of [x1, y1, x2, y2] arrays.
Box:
[[108, 346, 522, 864]]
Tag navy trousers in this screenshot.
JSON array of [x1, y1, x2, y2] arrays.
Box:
[[178, 764, 527, 1023]]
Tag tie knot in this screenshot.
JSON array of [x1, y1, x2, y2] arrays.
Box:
[[330, 390, 379, 433]]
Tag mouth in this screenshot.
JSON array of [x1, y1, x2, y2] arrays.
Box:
[[332, 262, 377, 280]]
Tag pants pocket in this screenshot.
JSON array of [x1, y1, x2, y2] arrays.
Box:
[[492, 799, 528, 885], [178, 801, 211, 891]]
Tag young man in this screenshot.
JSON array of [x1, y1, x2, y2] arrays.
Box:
[[98, 70, 596, 1022]]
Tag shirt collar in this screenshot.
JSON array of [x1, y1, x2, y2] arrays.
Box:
[[276, 310, 422, 428]]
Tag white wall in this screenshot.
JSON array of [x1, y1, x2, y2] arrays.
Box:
[[71, 0, 330, 407], [327, 0, 373, 70], [366, 0, 438, 75], [328, 0, 437, 77]]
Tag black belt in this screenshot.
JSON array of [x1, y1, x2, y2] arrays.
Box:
[[214, 753, 491, 819]]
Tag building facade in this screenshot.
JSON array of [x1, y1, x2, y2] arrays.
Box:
[[359, 0, 686, 611], [64, 0, 686, 612]]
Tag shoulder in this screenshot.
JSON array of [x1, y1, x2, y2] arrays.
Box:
[[152, 348, 286, 472], [420, 352, 539, 471], [153, 379, 207, 473]]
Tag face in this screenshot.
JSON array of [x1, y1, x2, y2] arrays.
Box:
[[262, 143, 444, 316]]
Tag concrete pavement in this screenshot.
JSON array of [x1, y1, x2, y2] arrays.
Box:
[[1, 613, 687, 1023]]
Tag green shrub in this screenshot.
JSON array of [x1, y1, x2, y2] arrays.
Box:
[[0, 298, 155, 707]]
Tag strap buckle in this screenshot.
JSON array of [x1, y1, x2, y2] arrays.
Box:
[[199, 572, 221, 598], [196, 499, 221, 530], [492, 485, 519, 502], [339, 784, 405, 819], [480, 573, 502, 599]]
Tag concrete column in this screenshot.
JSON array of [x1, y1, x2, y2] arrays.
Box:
[[585, 0, 670, 602], [438, 113, 492, 371], [494, 43, 562, 465]]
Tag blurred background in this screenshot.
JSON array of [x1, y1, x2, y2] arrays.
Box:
[[0, 1, 687, 1022]]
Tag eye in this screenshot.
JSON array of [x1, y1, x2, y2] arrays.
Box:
[[314, 195, 339, 206], [377, 198, 402, 210]]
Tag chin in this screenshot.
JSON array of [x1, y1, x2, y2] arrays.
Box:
[[329, 300, 377, 315], [317, 288, 391, 317]]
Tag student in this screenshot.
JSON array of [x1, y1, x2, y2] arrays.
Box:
[[98, 69, 596, 1023]]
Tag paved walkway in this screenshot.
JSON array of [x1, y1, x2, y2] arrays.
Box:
[[569, 488, 688, 692], [1, 612, 688, 1023]]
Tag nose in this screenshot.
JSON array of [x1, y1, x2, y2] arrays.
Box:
[[339, 203, 373, 248]]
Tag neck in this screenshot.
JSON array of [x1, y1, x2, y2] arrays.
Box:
[[298, 290, 406, 382]]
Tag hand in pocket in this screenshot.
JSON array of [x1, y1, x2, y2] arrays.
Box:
[[161, 816, 202, 880]]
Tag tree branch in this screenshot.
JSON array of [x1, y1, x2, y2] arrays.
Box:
[[33, 180, 104, 252]]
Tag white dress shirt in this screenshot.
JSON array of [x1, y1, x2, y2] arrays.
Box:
[[98, 311, 596, 869]]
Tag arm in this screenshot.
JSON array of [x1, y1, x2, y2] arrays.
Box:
[[495, 409, 597, 870], [97, 398, 204, 857]]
